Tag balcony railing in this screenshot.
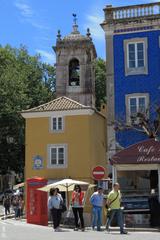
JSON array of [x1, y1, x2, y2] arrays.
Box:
[[105, 2, 160, 21]]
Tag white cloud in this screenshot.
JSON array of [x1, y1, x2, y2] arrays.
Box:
[[14, 0, 49, 30], [84, 13, 104, 41], [29, 21, 50, 30], [36, 49, 55, 64], [14, 1, 33, 18]]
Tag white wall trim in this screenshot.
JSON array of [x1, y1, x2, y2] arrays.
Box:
[[21, 109, 94, 119]]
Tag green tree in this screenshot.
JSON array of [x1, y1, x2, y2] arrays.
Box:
[[95, 58, 106, 110], [0, 45, 55, 177]]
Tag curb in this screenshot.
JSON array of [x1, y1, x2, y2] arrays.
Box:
[[0, 216, 160, 232]]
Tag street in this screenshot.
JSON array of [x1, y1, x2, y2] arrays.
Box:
[[0, 219, 160, 240]]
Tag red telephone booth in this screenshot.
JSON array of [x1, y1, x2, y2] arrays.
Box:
[[26, 177, 48, 226]]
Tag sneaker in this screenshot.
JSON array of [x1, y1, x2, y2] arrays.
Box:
[[55, 228, 62, 232], [120, 230, 128, 234], [81, 228, 85, 232], [74, 228, 78, 231]]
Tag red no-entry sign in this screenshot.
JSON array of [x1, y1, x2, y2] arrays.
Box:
[[92, 166, 105, 180]]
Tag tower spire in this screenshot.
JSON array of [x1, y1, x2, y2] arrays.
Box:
[[72, 13, 79, 34]]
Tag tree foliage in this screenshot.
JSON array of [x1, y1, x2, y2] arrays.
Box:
[[95, 58, 106, 110], [0, 46, 106, 178], [0, 45, 55, 175]]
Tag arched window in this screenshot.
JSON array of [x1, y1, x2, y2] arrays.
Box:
[[69, 59, 80, 86]]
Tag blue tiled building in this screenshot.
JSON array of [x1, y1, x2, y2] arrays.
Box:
[[101, 2, 160, 212], [101, 2, 160, 155], [114, 30, 160, 147]]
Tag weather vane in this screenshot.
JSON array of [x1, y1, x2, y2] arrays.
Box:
[[72, 13, 77, 25]]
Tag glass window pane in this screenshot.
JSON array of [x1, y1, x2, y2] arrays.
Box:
[[129, 60, 136, 68], [129, 52, 135, 60], [137, 43, 144, 67], [51, 148, 57, 165], [128, 44, 135, 68], [139, 97, 146, 112], [130, 98, 137, 115], [137, 51, 144, 60], [58, 117, 62, 130], [129, 44, 135, 52], [58, 148, 64, 165], [130, 106, 137, 115], [137, 43, 143, 51], [53, 118, 57, 130], [138, 60, 144, 67]]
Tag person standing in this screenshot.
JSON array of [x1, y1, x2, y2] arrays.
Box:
[[90, 186, 104, 231], [106, 182, 127, 234], [71, 185, 85, 231], [48, 188, 63, 232]]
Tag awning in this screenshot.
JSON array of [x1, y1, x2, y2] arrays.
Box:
[[13, 182, 25, 190], [111, 139, 160, 165]]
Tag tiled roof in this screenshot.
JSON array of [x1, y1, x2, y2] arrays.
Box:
[[21, 96, 91, 113]]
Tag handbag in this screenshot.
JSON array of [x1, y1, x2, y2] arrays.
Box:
[[105, 192, 119, 209], [60, 202, 67, 213]]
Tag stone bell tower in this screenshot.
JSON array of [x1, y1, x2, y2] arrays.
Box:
[[53, 14, 97, 107]]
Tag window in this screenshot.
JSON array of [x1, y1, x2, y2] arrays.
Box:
[[125, 93, 149, 124], [52, 117, 63, 132], [69, 58, 80, 86], [128, 42, 144, 68], [47, 144, 67, 168], [124, 38, 148, 76]]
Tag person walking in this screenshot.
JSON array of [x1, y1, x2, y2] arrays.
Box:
[[19, 195, 25, 218], [106, 182, 127, 234], [71, 185, 85, 231], [12, 195, 20, 219], [90, 186, 104, 231], [48, 187, 63, 232], [3, 195, 11, 218]]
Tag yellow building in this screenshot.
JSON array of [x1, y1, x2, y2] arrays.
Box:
[[21, 96, 106, 184]]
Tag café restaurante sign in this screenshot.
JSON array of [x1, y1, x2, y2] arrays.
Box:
[[111, 139, 160, 164]]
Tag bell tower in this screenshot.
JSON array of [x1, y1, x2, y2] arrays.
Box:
[[53, 14, 97, 107]]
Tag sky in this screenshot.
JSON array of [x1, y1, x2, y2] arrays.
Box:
[[0, 0, 158, 64]]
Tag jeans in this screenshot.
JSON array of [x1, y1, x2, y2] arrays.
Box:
[[51, 208, 62, 229], [72, 207, 84, 228], [106, 209, 124, 233], [92, 206, 102, 230], [4, 206, 10, 216]]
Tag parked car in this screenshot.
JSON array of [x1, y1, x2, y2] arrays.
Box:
[[0, 189, 15, 203]]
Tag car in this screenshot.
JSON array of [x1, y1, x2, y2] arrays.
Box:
[[0, 189, 15, 202]]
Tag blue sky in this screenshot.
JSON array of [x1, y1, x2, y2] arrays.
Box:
[[0, 0, 157, 64]]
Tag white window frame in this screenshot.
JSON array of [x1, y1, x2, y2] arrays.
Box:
[[47, 144, 67, 169], [124, 38, 148, 76], [50, 116, 64, 132], [127, 42, 144, 69], [125, 93, 149, 124]]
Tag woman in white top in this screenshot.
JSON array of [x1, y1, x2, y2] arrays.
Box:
[[48, 188, 63, 231]]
